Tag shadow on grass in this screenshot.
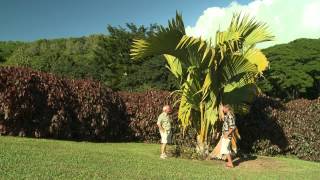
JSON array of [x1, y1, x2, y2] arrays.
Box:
[[233, 154, 258, 167]]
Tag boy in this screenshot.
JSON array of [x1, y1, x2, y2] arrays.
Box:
[[157, 105, 172, 159]]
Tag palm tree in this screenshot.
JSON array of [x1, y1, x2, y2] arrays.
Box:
[[131, 12, 273, 155]]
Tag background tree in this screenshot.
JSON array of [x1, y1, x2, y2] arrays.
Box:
[[92, 24, 177, 91], [0, 41, 24, 63], [2, 25, 178, 92], [259, 38, 320, 100], [1, 25, 318, 99]]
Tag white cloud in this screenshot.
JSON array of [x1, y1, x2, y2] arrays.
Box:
[[303, 1, 320, 29], [186, 0, 320, 48]]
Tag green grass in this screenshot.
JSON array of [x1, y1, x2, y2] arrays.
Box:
[[0, 136, 319, 179]]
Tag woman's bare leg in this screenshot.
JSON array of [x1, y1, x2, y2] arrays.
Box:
[[226, 154, 234, 167]]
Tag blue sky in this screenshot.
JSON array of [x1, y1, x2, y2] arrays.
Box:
[[0, 0, 252, 41]]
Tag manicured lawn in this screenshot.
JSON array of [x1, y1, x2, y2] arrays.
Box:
[[0, 136, 319, 179]]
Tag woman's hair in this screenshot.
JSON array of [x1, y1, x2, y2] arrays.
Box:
[[224, 104, 235, 117], [219, 104, 235, 120], [218, 104, 224, 120]]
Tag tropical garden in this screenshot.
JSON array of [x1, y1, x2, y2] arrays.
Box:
[[0, 11, 319, 179]]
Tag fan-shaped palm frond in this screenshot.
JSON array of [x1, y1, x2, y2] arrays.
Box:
[[131, 12, 187, 61], [227, 13, 274, 49]]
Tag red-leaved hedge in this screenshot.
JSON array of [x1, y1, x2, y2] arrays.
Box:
[[237, 96, 320, 161], [0, 66, 129, 141], [1, 66, 319, 161], [119, 91, 178, 142]]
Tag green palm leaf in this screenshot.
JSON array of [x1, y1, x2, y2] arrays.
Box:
[[131, 12, 187, 61], [228, 13, 274, 48]]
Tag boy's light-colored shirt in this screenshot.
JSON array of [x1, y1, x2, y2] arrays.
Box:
[[157, 112, 172, 131]]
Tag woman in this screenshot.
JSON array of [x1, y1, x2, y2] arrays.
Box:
[[220, 104, 236, 168]]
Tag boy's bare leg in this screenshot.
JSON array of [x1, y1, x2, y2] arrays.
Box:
[[161, 143, 166, 154]]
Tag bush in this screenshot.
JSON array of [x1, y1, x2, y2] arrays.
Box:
[[0, 67, 177, 143], [119, 91, 204, 159], [1, 67, 319, 161], [237, 95, 320, 161], [0, 66, 129, 141], [119, 90, 178, 142]]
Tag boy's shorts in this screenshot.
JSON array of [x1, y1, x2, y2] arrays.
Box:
[[160, 130, 171, 144]]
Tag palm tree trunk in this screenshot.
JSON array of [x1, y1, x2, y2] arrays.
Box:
[[196, 135, 209, 157], [196, 102, 210, 156]]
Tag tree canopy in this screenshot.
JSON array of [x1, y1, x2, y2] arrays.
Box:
[[260, 38, 320, 100], [0, 25, 319, 100], [1, 24, 178, 92]]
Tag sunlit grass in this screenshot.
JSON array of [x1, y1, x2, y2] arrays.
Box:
[[0, 136, 319, 179]]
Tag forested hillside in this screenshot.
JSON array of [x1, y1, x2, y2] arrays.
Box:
[[0, 24, 177, 92], [0, 26, 319, 99], [0, 41, 24, 62], [260, 38, 320, 99]]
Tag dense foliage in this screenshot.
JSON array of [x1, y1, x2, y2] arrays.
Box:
[[0, 66, 129, 141], [260, 38, 320, 100], [1, 24, 177, 92], [237, 96, 320, 161], [0, 41, 24, 62], [117, 90, 320, 161], [120, 90, 320, 161], [119, 90, 178, 142], [0, 27, 319, 100], [0, 66, 319, 161]]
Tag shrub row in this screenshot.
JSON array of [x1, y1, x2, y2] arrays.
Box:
[[119, 90, 178, 142], [119, 90, 198, 159], [1, 67, 319, 161], [0, 67, 184, 143], [237, 96, 320, 161], [120, 92, 320, 161], [0, 66, 129, 141]]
